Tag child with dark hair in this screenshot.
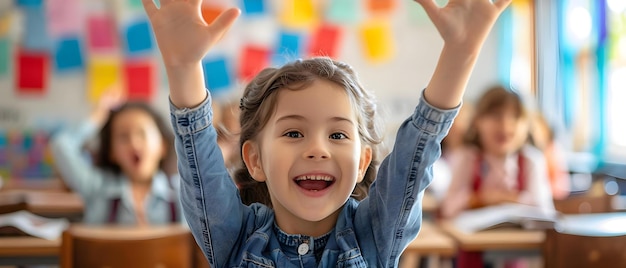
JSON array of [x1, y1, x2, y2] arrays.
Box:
[[51, 92, 183, 225]]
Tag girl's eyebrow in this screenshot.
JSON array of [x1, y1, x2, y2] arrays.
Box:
[[275, 114, 355, 125]]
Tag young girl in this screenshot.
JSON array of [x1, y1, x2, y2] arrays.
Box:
[[141, 0, 510, 266], [50, 92, 184, 225], [440, 86, 555, 219]]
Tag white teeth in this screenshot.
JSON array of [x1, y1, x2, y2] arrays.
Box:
[[295, 175, 334, 181]]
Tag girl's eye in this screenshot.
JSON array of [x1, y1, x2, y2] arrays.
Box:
[[329, 133, 347, 140], [283, 131, 303, 138]]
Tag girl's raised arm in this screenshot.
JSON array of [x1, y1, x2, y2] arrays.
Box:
[[415, 0, 511, 109], [141, 0, 239, 108]]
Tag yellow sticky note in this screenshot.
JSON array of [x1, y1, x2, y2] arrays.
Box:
[[360, 21, 394, 63], [281, 0, 317, 29], [88, 57, 121, 103], [0, 14, 11, 36]]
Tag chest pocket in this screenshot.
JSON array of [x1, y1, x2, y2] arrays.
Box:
[[336, 248, 368, 268], [237, 252, 276, 268]]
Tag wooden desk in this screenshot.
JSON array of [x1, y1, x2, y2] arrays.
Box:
[[401, 221, 456, 268], [0, 190, 83, 219], [440, 221, 544, 268], [0, 236, 60, 266]]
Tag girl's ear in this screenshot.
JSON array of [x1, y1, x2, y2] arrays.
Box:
[[357, 145, 373, 183], [242, 140, 267, 182]]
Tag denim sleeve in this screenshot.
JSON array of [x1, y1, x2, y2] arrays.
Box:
[[356, 91, 459, 267], [49, 121, 106, 196], [169, 92, 248, 268]]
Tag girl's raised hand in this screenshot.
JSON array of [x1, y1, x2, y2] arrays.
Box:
[[141, 0, 240, 67], [415, 0, 511, 53]]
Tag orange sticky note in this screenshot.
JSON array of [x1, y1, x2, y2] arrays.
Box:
[[281, 0, 317, 29], [367, 0, 396, 14], [124, 60, 155, 101], [239, 46, 270, 81], [88, 57, 121, 103], [15, 50, 48, 94], [360, 21, 393, 62], [308, 24, 342, 58], [201, 5, 224, 24]]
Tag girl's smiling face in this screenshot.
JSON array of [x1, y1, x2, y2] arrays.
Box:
[[243, 79, 372, 236]]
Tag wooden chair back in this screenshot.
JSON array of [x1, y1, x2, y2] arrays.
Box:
[[60, 224, 195, 268], [544, 229, 626, 268]]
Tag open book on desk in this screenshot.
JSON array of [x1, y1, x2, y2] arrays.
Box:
[[0, 210, 69, 240], [452, 203, 559, 233]]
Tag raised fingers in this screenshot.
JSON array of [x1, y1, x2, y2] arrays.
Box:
[[493, 0, 513, 12], [207, 8, 241, 43], [141, 0, 158, 16]]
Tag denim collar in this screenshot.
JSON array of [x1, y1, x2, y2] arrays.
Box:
[[273, 223, 332, 256]]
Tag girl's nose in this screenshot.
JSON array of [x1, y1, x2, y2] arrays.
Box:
[[304, 137, 330, 160]]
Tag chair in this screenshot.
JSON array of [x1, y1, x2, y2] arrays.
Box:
[[61, 224, 197, 268]]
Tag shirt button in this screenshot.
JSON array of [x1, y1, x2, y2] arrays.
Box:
[[297, 243, 309, 255]]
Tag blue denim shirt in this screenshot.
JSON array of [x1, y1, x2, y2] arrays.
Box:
[[170, 90, 458, 267]]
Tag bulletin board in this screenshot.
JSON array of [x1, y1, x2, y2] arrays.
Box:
[[0, 0, 504, 179]]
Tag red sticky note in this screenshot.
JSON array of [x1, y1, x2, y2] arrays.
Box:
[[308, 24, 342, 58], [239, 46, 270, 81], [124, 60, 154, 101], [367, 0, 396, 14], [87, 14, 117, 51], [201, 5, 224, 24], [15, 50, 48, 94]]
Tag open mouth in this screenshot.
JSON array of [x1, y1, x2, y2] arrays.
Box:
[[294, 175, 335, 192], [131, 153, 142, 166]]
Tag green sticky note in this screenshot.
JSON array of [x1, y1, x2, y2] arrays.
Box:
[[407, 0, 448, 24], [128, 0, 144, 9], [0, 37, 9, 76], [327, 0, 361, 24]]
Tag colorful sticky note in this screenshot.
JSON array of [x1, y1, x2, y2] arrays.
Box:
[[46, 0, 84, 37], [124, 60, 155, 101], [202, 57, 232, 94], [88, 58, 121, 103], [201, 5, 223, 24], [273, 31, 301, 66], [308, 24, 341, 58], [87, 14, 117, 51], [22, 6, 50, 51], [242, 0, 265, 15], [0, 37, 8, 76], [125, 20, 154, 55], [16, 0, 43, 7], [0, 14, 11, 36], [366, 0, 396, 14], [326, 0, 361, 24], [128, 0, 144, 9], [281, 0, 317, 29], [239, 46, 271, 81], [360, 21, 394, 62], [408, 0, 447, 24], [54, 37, 84, 71], [15, 50, 48, 94]]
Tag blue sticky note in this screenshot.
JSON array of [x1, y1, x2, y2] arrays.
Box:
[[327, 0, 360, 24], [273, 31, 301, 66], [23, 6, 50, 51], [242, 0, 265, 15], [16, 0, 43, 7], [0, 38, 9, 76], [202, 57, 232, 94], [55, 37, 84, 71], [125, 20, 153, 55]]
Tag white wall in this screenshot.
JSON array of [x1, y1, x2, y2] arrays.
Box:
[[0, 0, 501, 132]]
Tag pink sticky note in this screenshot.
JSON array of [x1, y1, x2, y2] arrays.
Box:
[[87, 14, 117, 51], [46, 0, 84, 37]]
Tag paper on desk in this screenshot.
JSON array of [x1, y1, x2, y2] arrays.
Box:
[[0, 210, 69, 240], [452, 203, 558, 233]]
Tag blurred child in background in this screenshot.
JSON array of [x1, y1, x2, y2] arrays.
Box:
[[50, 91, 184, 225], [440, 85, 554, 218], [530, 112, 570, 200]]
